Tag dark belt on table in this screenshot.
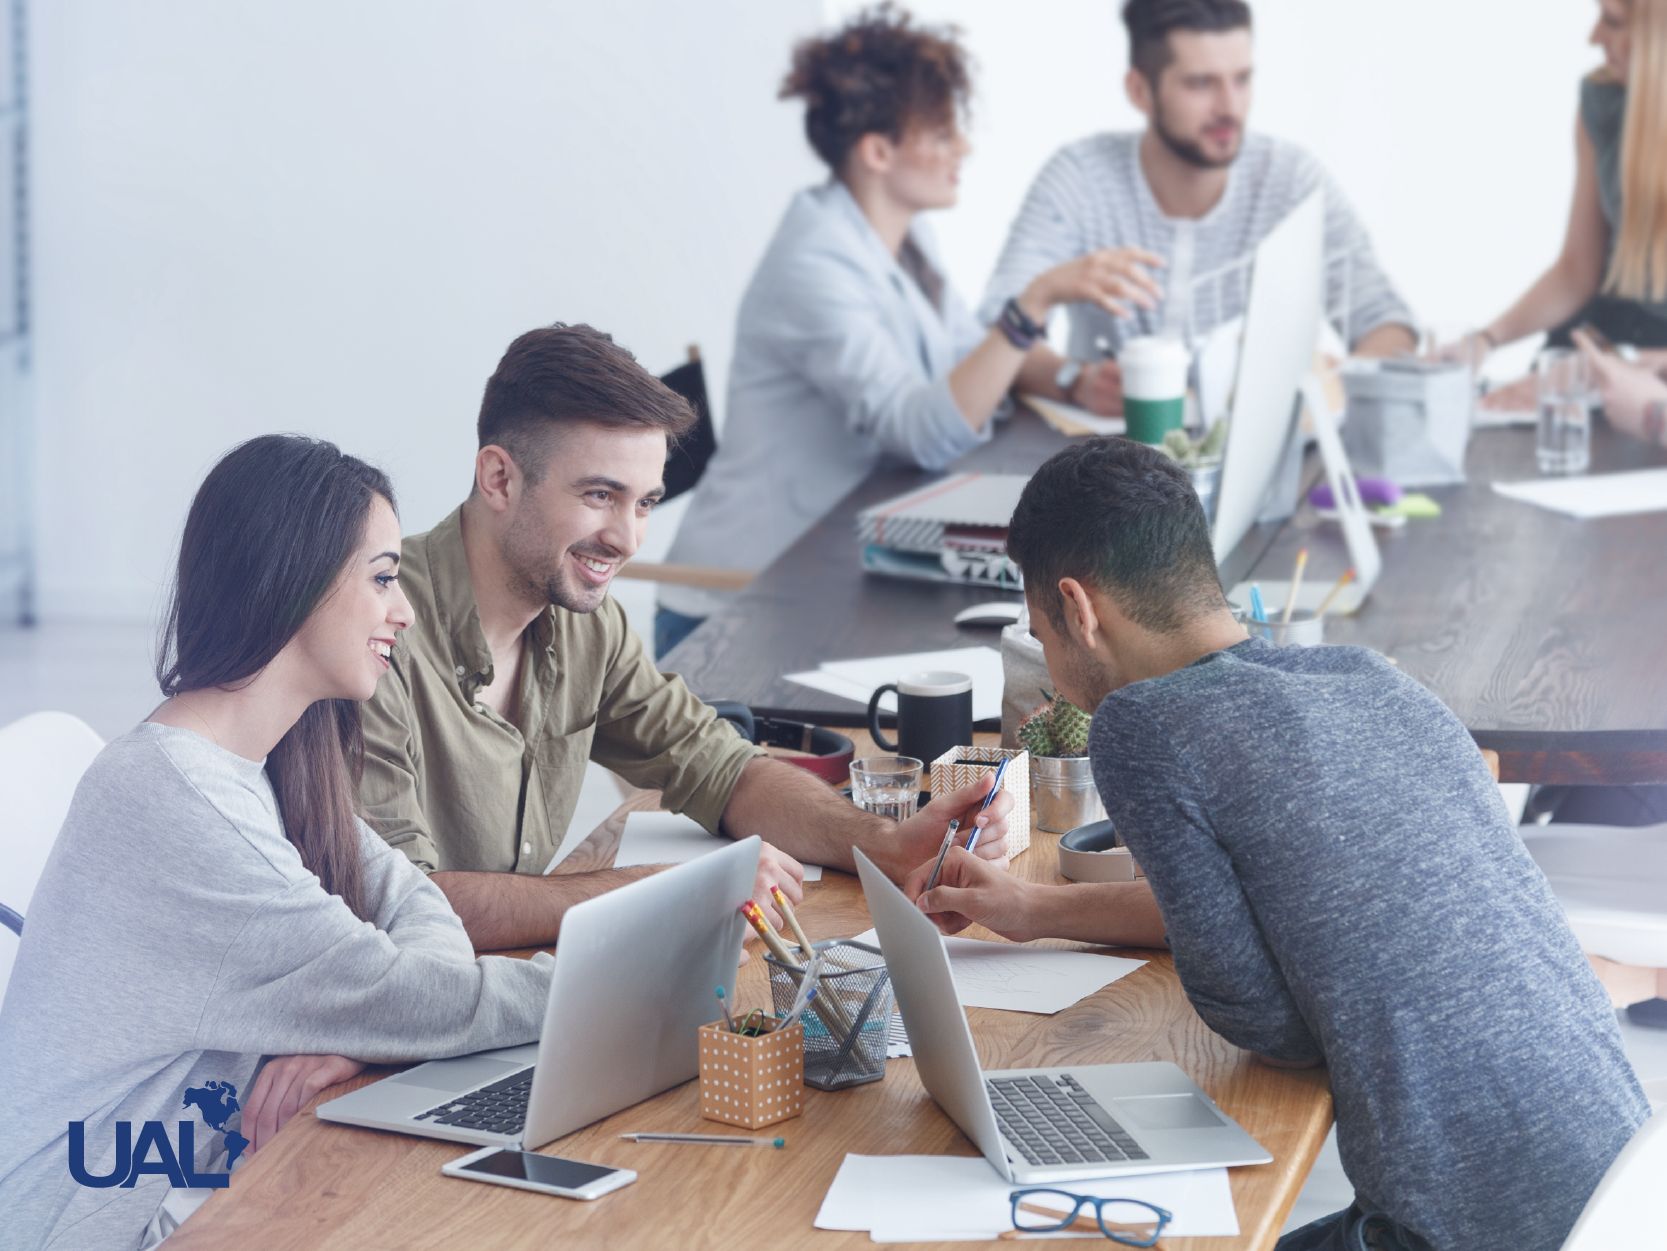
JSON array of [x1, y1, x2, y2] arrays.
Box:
[[706, 701, 855, 784]]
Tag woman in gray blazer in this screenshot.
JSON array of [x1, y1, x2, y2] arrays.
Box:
[[657, 6, 1160, 653]]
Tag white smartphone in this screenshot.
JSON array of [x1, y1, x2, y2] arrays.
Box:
[[440, 1145, 636, 1200]]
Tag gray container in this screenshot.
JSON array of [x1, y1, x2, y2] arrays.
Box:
[[1341, 359, 1472, 487], [766, 940, 892, 1090], [1031, 754, 1106, 834], [1188, 460, 1222, 522]]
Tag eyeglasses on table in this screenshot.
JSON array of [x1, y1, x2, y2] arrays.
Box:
[[1003, 1187, 1172, 1246]]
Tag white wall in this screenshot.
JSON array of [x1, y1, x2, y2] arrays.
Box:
[[829, 0, 1597, 346], [28, 1, 1599, 622], [28, 1, 825, 621]]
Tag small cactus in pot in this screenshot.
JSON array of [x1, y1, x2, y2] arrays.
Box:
[[1017, 691, 1092, 757], [1018, 692, 1107, 834]]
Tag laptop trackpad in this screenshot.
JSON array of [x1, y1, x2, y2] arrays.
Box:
[[389, 1057, 524, 1093], [1110, 1094, 1225, 1131]]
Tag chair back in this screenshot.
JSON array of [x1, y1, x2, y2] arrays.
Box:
[[1559, 1105, 1667, 1249], [0, 711, 104, 998], [659, 346, 718, 503]]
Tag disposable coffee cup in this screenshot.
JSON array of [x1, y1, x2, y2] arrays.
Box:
[[1120, 336, 1190, 445]]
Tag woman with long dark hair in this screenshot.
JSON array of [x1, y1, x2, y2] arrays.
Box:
[[0, 436, 553, 1251]]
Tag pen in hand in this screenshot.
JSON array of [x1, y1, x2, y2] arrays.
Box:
[[962, 756, 1011, 858], [923, 818, 960, 894]]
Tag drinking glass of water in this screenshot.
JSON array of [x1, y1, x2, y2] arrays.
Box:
[[1535, 347, 1593, 475], [849, 756, 923, 822]]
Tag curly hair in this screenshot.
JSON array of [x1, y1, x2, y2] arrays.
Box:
[[779, 4, 971, 172]]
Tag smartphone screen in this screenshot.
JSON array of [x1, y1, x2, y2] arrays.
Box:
[[457, 1149, 617, 1190]]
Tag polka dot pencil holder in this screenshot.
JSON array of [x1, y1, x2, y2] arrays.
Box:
[[697, 1019, 805, 1130]]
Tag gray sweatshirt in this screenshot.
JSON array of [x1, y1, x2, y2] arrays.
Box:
[[0, 723, 553, 1251], [1090, 639, 1647, 1251]]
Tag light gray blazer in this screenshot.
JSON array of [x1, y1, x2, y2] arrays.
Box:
[[661, 180, 989, 618]]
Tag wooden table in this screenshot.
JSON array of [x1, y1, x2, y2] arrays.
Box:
[[170, 797, 1332, 1250], [665, 414, 1667, 783], [1240, 425, 1667, 784]]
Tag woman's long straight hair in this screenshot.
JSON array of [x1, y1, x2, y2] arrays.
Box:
[[1610, 0, 1667, 302], [157, 434, 396, 921]]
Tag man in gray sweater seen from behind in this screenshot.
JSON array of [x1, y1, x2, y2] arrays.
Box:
[[912, 438, 1646, 1251]]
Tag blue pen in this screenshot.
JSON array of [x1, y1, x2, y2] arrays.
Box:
[[1249, 583, 1267, 624], [962, 756, 1011, 857]]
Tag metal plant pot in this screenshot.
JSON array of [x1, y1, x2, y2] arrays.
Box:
[[1030, 754, 1105, 834], [1187, 459, 1222, 523]]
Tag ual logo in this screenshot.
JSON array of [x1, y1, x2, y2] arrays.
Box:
[[69, 1080, 249, 1189]]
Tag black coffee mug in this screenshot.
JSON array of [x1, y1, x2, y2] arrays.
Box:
[[867, 670, 974, 767]]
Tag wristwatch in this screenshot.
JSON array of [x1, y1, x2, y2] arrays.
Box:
[[1645, 398, 1667, 447], [1054, 359, 1083, 399]]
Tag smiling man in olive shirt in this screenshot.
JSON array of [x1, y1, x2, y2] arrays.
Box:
[[361, 324, 1010, 950]]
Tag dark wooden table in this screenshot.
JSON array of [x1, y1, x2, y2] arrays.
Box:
[[662, 411, 1282, 724], [1242, 424, 1667, 784], [664, 413, 1667, 784]]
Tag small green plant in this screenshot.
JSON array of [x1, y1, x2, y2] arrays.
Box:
[[1017, 690, 1092, 758], [1158, 420, 1228, 468]]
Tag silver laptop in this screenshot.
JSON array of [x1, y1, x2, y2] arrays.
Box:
[[855, 849, 1271, 1182], [317, 836, 760, 1150]]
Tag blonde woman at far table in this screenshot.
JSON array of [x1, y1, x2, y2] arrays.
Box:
[[1444, 0, 1667, 406], [655, 3, 1162, 656]]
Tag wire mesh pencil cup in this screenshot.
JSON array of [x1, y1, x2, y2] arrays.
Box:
[[766, 939, 893, 1090]]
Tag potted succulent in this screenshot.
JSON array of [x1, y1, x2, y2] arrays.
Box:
[[1159, 421, 1228, 521], [1017, 692, 1106, 834]]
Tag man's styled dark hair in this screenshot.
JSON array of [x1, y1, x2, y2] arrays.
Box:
[[1122, 0, 1253, 82], [477, 323, 696, 483], [1006, 438, 1226, 633], [779, 3, 971, 172]]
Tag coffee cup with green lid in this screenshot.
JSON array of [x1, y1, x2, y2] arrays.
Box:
[[1119, 336, 1190, 444]]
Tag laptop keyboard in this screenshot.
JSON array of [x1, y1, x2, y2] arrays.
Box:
[[987, 1074, 1149, 1167], [415, 1066, 534, 1136]]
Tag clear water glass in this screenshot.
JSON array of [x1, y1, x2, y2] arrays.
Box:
[[849, 756, 922, 822], [1535, 347, 1593, 475]]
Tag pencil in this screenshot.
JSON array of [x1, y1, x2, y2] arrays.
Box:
[[1282, 548, 1309, 625], [740, 901, 801, 969], [770, 885, 815, 961], [618, 1132, 786, 1148], [1314, 568, 1356, 620]]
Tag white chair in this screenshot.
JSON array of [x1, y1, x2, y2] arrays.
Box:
[[1519, 823, 1667, 1013], [1559, 1105, 1667, 1249], [0, 711, 105, 1000]]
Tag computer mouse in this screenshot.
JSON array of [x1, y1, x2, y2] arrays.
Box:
[[954, 601, 1024, 628]]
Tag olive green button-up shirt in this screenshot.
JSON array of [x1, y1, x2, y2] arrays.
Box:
[[360, 507, 761, 874]]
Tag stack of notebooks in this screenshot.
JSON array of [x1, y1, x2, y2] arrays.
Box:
[[855, 473, 1029, 588]]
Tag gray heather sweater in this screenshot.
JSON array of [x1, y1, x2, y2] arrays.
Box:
[[1090, 639, 1646, 1251], [0, 723, 553, 1250]]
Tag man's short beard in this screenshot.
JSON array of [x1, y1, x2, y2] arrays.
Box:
[[1152, 101, 1240, 171], [504, 512, 606, 616]]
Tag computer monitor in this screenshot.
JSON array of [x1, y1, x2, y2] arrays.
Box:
[[1210, 190, 1326, 565]]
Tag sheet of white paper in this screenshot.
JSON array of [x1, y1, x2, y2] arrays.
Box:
[[885, 1010, 911, 1058], [784, 668, 892, 711], [1020, 394, 1127, 438], [1470, 406, 1536, 429], [815, 1154, 1238, 1240], [592, 811, 822, 880], [1492, 468, 1667, 518], [853, 930, 1144, 1015], [793, 647, 1000, 723]]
